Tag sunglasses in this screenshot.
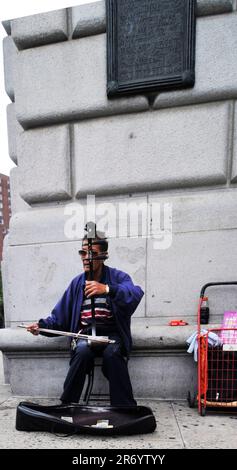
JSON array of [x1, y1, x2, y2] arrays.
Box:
[[78, 249, 100, 258]]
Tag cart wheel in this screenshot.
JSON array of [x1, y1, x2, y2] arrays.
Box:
[[200, 406, 206, 417], [187, 391, 196, 408]]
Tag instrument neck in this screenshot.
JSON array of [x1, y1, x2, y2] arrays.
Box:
[[86, 264, 104, 282]]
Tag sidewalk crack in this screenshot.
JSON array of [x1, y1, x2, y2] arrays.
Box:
[[171, 402, 186, 449]]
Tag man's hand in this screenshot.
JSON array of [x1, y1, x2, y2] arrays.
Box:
[[27, 323, 40, 335], [84, 281, 107, 298]]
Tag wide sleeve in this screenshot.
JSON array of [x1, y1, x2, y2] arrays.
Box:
[[108, 272, 144, 315], [38, 280, 75, 334]]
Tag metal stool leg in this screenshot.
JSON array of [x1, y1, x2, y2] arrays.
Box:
[[83, 367, 94, 405]]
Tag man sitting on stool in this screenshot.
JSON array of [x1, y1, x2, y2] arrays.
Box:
[[27, 228, 144, 406]]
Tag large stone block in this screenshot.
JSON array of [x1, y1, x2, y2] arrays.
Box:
[[15, 34, 148, 129], [9, 206, 70, 245], [17, 124, 72, 204], [11, 9, 68, 50], [154, 13, 237, 109], [71, 1, 106, 39], [3, 36, 18, 102], [231, 101, 237, 183], [74, 102, 229, 196], [5, 352, 70, 396], [6, 104, 23, 165], [9, 168, 29, 215], [3, 349, 195, 398], [149, 188, 237, 235], [130, 354, 196, 399], [2, 242, 82, 325], [147, 229, 237, 321]]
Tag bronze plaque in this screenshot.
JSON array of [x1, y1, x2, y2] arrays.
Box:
[[107, 0, 196, 97]]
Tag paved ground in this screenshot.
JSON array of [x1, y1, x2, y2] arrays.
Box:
[[0, 353, 236, 449]]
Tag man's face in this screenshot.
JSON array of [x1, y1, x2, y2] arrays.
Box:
[[80, 240, 104, 273]]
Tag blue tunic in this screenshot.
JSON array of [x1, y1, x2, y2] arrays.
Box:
[[38, 265, 144, 356]]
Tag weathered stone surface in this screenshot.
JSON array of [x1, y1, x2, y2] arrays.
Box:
[[11, 9, 68, 50], [1, 237, 11, 330], [6, 104, 23, 165], [13, 10, 237, 127], [9, 168, 29, 215], [2, 242, 81, 325], [3, 36, 18, 102], [154, 14, 237, 109], [197, 0, 233, 16], [0, 328, 69, 352], [15, 34, 148, 129], [231, 101, 237, 183], [17, 124, 72, 204], [2, 20, 11, 35], [8, 195, 148, 245], [74, 102, 229, 196], [71, 1, 106, 38], [149, 188, 237, 235], [70, 0, 233, 40], [3, 350, 195, 399], [9, 207, 72, 245], [107, 238, 146, 318], [147, 229, 237, 320]]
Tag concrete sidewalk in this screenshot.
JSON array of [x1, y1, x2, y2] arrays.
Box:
[[0, 353, 236, 449]]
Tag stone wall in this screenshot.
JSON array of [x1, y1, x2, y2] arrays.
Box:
[[1, 0, 237, 397]]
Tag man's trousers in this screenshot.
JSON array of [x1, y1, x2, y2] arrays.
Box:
[[60, 334, 137, 406]]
